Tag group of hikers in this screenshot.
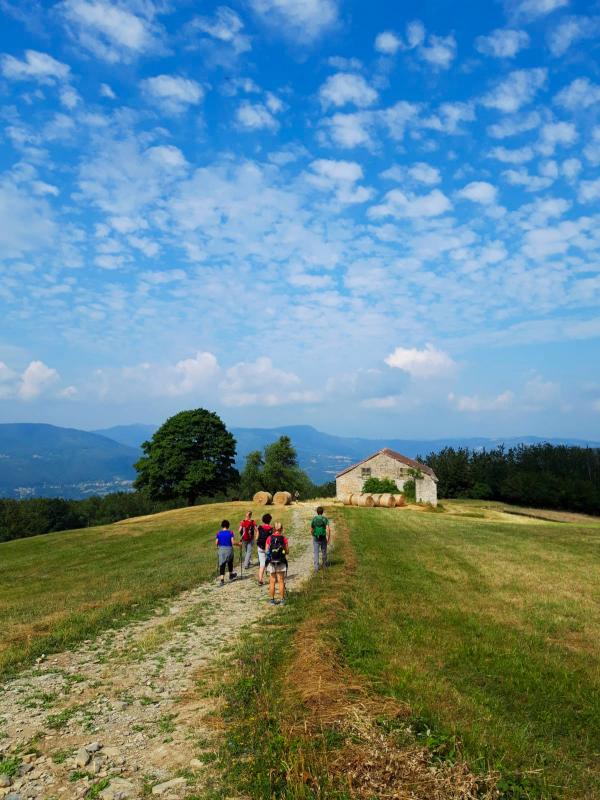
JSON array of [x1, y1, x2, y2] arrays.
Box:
[[215, 507, 331, 605]]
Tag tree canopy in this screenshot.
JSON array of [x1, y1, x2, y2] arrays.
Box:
[[239, 435, 313, 498], [134, 409, 238, 505]]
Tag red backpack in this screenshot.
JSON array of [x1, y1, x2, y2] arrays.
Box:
[[240, 519, 255, 542]]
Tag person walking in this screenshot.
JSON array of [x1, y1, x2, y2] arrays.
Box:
[[256, 512, 273, 586], [239, 510, 256, 571], [265, 521, 288, 605], [216, 519, 240, 586], [311, 506, 330, 571]]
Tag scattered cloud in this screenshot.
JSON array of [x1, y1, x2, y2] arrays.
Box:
[[373, 21, 456, 69], [547, 15, 600, 57], [481, 68, 547, 113], [537, 121, 577, 156], [449, 390, 514, 411], [385, 344, 456, 378], [236, 101, 280, 131], [222, 357, 319, 406], [374, 30, 402, 55], [475, 28, 530, 58], [59, 0, 165, 63], [187, 6, 251, 63], [1, 49, 70, 83], [420, 34, 457, 69], [555, 77, 600, 110], [456, 181, 498, 204], [307, 158, 372, 203], [142, 75, 203, 114], [0, 359, 61, 400], [319, 72, 378, 109], [508, 0, 569, 21], [247, 0, 339, 44], [369, 188, 452, 220]]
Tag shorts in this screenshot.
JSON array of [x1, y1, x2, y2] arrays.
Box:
[[267, 562, 286, 575], [257, 547, 267, 568]]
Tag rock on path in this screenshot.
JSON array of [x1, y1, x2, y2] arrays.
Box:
[[0, 504, 324, 799]]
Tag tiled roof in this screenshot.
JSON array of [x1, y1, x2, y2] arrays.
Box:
[[335, 448, 438, 480]]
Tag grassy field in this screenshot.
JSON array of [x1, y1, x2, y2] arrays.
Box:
[[336, 504, 600, 798], [0, 502, 290, 679]]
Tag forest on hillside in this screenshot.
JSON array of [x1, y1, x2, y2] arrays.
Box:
[[423, 443, 600, 515]]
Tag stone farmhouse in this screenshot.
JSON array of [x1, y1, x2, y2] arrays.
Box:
[[335, 449, 438, 506]]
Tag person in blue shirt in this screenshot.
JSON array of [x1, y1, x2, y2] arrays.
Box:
[[215, 519, 240, 586]]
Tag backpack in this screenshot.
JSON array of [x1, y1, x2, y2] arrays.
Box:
[[268, 534, 286, 565], [240, 520, 255, 542], [256, 524, 272, 549], [312, 515, 328, 540]]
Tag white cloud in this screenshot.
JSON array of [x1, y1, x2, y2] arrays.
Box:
[[406, 20, 426, 48], [142, 75, 203, 114], [18, 361, 60, 400], [0, 181, 56, 258], [236, 101, 279, 131], [481, 68, 547, 113], [449, 390, 514, 411], [307, 159, 372, 203], [374, 30, 402, 55], [319, 72, 378, 109], [547, 15, 600, 56], [578, 178, 600, 204], [100, 82, 116, 99], [369, 188, 452, 220], [222, 356, 318, 406], [419, 33, 457, 69], [60, 86, 80, 109], [1, 50, 70, 83], [584, 126, 600, 165], [188, 6, 251, 58], [409, 163, 441, 185], [118, 351, 220, 398], [59, 0, 164, 63], [555, 77, 600, 111], [247, 0, 338, 43], [421, 102, 475, 134], [523, 374, 560, 408], [457, 181, 498, 204], [502, 168, 554, 192], [385, 344, 456, 378], [489, 145, 534, 163], [510, 0, 569, 20], [321, 111, 374, 148], [475, 28, 530, 58], [537, 121, 577, 156], [487, 111, 541, 139]]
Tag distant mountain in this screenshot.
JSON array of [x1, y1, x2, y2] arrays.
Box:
[[0, 424, 138, 499], [3, 422, 598, 498], [92, 423, 600, 485], [92, 424, 158, 449]]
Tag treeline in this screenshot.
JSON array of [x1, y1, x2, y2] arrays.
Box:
[[0, 493, 185, 543], [422, 444, 600, 515]]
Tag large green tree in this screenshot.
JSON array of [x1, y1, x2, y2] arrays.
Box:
[[240, 450, 264, 499], [262, 436, 312, 497], [134, 409, 238, 505]]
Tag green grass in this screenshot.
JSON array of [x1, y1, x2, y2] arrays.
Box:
[[0, 502, 287, 679], [337, 505, 600, 798]]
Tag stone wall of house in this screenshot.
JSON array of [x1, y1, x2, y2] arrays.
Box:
[[336, 452, 438, 506], [416, 476, 438, 506], [335, 452, 409, 495]]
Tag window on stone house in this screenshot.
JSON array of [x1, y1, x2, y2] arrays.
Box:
[[361, 467, 371, 477]]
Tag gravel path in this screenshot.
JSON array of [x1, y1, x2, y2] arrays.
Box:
[[0, 504, 322, 800]]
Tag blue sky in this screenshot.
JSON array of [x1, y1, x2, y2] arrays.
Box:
[[0, 0, 599, 438]]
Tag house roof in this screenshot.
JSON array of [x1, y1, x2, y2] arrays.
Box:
[[335, 448, 438, 481]]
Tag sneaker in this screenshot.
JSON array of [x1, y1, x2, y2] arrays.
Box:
[[269, 599, 277, 605], [218, 580, 224, 587], [258, 580, 264, 586], [279, 598, 286, 605], [229, 572, 238, 581]]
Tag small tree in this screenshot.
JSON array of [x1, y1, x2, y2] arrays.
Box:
[[134, 409, 238, 506], [363, 477, 399, 494], [240, 450, 264, 500], [262, 436, 308, 495]]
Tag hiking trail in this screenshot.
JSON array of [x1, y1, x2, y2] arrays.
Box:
[[0, 503, 326, 800]]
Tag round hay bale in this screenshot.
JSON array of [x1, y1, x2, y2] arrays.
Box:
[[351, 494, 360, 506], [370, 493, 382, 506], [378, 493, 397, 508], [273, 491, 292, 506], [339, 493, 354, 506], [253, 491, 272, 505], [394, 494, 406, 507], [356, 493, 375, 507]]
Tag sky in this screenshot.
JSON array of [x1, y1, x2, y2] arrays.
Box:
[[0, 0, 599, 439]]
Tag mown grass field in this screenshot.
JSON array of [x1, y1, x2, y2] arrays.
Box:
[[336, 503, 600, 798], [0, 501, 291, 679]]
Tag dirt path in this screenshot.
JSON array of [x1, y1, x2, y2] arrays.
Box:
[[0, 504, 322, 800]]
